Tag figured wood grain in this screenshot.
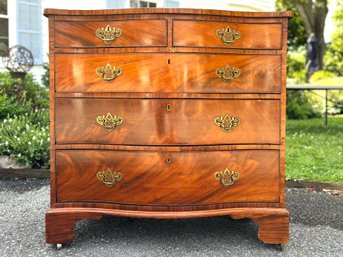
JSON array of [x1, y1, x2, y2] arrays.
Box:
[[173, 21, 282, 49], [45, 8, 291, 246], [46, 210, 102, 244], [55, 20, 167, 48], [46, 207, 288, 244], [54, 53, 281, 93], [56, 150, 279, 204], [54, 98, 280, 145], [44, 8, 293, 18]]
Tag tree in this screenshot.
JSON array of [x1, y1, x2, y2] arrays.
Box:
[[324, 3, 343, 75], [278, 0, 328, 69], [276, 0, 306, 50]]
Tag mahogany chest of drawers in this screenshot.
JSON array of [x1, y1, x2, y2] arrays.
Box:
[[44, 8, 292, 247]]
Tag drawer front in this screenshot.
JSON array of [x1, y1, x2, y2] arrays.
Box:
[[173, 20, 282, 49], [56, 150, 280, 204], [54, 20, 167, 47], [55, 53, 281, 93], [55, 98, 280, 145]]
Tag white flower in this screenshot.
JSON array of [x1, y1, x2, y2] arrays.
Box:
[[28, 142, 31, 145]]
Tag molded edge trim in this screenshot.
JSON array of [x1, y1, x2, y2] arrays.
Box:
[[47, 207, 289, 219], [44, 8, 293, 18]]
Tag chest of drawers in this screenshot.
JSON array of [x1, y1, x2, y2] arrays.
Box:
[[44, 8, 292, 247]]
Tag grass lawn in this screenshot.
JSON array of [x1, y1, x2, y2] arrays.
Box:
[[286, 115, 343, 183]]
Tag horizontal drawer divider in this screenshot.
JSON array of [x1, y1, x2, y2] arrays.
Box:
[[54, 93, 283, 99], [53, 144, 281, 151], [53, 47, 283, 55]]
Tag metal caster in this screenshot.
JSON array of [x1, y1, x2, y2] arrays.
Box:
[[56, 243, 62, 250]]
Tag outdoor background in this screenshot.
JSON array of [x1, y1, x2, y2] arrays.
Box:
[[0, 0, 342, 184]]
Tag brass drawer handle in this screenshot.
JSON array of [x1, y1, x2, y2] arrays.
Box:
[[216, 26, 240, 46], [216, 65, 240, 82], [215, 168, 239, 187], [95, 25, 121, 44], [96, 63, 122, 81], [96, 112, 123, 132], [97, 168, 122, 187], [214, 114, 240, 132]]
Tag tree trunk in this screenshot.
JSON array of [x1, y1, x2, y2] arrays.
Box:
[[294, 0, 328, 69]]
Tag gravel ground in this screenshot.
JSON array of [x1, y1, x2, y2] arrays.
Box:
[[0, 178, 342, 257]]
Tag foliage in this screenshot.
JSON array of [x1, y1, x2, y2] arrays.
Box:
[[278, 0, 328, 71], [276, 0, 307, 50], [0, 71, 50, 168], [286, 116, 343, 183], [286, 90, 322, 119], [287, 49, 306, 83], [0, 72, 49, 109], [41, 62, 50, 88], [309, 70, 335, 82], [0, 112, 50, 168], [324, 3, 343, 76], [0, 94, 34, 120]]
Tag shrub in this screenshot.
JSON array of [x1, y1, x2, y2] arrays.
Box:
[[0, 72, 49, 109], [287, 49, 306, 83], [41, 62, 50, 88], [0, 111, 50, 168], [0, 71, 50, 168], [310, 70, 336, 82], [0, 94, 34, 120], [286, 90, 322, 119]]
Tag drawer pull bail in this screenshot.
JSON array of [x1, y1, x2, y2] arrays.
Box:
[[216, 26, 240, 46], [214, 114, 240, 132], [96, 112, 123, 132], [96, 63, 122, 81], [95, 25, 121, 44], [215, 168, 239, 187], [216, 65, 240, 82], [97, 168, 122, 187]]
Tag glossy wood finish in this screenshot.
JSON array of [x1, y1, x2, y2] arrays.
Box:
[[55, 98, 280, 145], [173, 21, 282, 49], [46, 207, 289, 244], [56, 150, 279, 204], [55, 53, 281, 93], [55, 20, 167, 48], [45, 8, 291, 246], [44, 8, 293, 18]]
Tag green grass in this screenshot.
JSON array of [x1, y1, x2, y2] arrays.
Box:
[[286, 115, 343, 183], [310, 76, 343, 86]]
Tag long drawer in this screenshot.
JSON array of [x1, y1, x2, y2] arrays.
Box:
[[173, 20, 282, 49], [56, 150, 280, 204], [55, 98, 280, 145], [54, 53, 281, 93], [54, 20, 167, 47]]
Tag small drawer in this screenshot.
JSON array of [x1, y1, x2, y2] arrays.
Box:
[[55, 98, 280, 145], [54, 19, 167, 47], [55, 53, 281, 93], [56, 150, 280, 205], [173, 20, 282, 49]]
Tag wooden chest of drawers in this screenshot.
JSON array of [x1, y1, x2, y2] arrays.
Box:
[[44, 8, 292, 247]]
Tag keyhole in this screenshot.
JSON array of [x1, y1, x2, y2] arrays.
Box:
[[167, 104, 172, 111], [168, 58, 171, 64], [166, 156, 172, 163]]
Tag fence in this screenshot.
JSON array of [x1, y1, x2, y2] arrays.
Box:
[[286, 85, 343, 127]]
